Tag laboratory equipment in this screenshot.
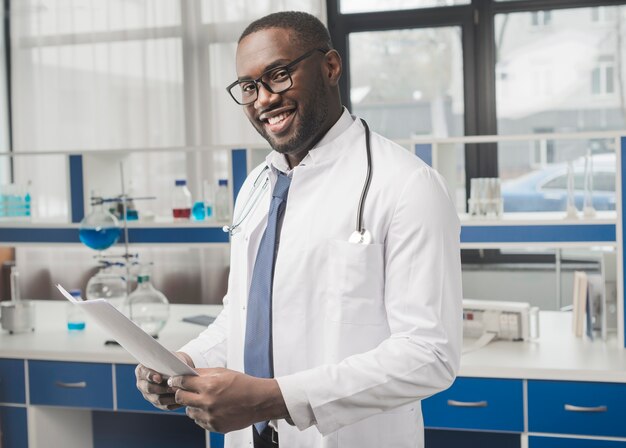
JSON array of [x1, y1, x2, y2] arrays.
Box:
[[583, 149, 596, 218], [79, 198, 122, 251], [1, 266, 35, 334], [467, 178, 503, 219], [463, 299, 539, 341], [565, 160, 578, 219], [215, 179, 230, 222], [0, 183, 31, 220], [66, 289, 86, 330], [125, 272, 169, 337], [86, 262, 127, 309], [223, 119, 375, 244], [203, 180, 214, 220], [172, 179, 192, 220], [192, 201, 206, 221]]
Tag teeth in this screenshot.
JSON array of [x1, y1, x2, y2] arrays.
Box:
[[267, 112, 291, 125]]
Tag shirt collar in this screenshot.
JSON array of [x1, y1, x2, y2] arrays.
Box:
[[266, 107, 354, 173]]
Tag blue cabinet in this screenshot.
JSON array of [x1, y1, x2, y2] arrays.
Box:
[[528, 380, 626, 438], [92, 411, 206, 448], [29, 360, 113, 409], [529, 436, 626, 447], [423, 377, 524, 432], [0, 406, 28, 448], [0, 359, 25, 404], [425, 429, 520, 448]]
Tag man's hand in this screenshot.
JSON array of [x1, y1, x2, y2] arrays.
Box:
[[169, 368, 289, 433], [135, 352, 195, 411]]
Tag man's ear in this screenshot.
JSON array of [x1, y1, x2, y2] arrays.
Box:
[[323, 50, 342, 87]]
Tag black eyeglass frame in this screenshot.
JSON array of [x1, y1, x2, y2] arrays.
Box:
[[226, 48, 329, 105]]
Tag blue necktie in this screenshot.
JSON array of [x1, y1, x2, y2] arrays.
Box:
[[244, 171, 291, 434]]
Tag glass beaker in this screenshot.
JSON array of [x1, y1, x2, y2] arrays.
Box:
[[125, 274, 169, 337], [79, 202, 122, 251]]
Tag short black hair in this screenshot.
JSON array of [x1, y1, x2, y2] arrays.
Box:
[[239, 11, 333, 51]]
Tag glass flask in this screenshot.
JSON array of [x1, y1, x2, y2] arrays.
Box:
[[86, 263, 127, 309], [79, 202, 122, 251], [126, 274, 169, 337]]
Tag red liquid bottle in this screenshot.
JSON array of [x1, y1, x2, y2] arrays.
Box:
[[172, 179, 192, 220]]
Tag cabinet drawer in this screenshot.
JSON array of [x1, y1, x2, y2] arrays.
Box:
[[529, 436, 626, 448], [0, 406, 28, 448], [0, 359, 25, 404], [528, 380, 626, 438], [115, 364, 184, 414], [29, 360, 113, 409], [422, 377, 523, 432]]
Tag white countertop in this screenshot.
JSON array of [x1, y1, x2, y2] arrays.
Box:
[[2, 302, 625, 382], [0, 300, 221, 364], [460, 311, 626, 383]]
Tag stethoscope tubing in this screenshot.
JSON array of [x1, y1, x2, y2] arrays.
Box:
[[356, 118, 372, 236], [225, 118, 373, 240]]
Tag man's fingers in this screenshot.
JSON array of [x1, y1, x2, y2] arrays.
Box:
[[168, 374, 197, 391], [141, 381, 174, 395], [147, 393, 178, 408], [186, 407, 215, 432], [135, 364, 165, 384], [174, 388, 204, 408]]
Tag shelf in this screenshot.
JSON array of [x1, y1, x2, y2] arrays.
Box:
[[461, 224, 616, 246], [460, 211, 617, 226], [0, 225, 230, 245], [459, 211, 617, 246]]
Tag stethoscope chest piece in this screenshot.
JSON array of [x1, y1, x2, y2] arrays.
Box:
[[349, 229, 372, 245]]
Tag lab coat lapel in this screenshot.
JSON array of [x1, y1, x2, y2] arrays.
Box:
[[238, 174, 272, 340]]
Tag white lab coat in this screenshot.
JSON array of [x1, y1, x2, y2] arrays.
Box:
[[181, 115, 462, 448]]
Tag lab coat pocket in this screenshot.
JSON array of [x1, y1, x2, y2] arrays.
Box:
[[325, 240, 386, 325]]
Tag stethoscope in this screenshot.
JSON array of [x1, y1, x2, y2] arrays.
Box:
[[223, 118, 373, 245]]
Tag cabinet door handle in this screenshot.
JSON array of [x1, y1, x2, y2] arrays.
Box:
[[55, 381, 87, 389], [564, 404, 608, 413], [447, 399, 488, 408]]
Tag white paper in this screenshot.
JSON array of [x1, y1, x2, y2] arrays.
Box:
[[56, 284, 197, 377]]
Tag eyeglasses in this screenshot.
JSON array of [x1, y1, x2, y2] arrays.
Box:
[[226, 48, 328, 105]]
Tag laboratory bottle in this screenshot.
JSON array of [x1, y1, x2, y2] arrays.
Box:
[[24, 181, 31, 218], [215, 179, 230, 222], [66, 289, 86, 331], [172, 179, 192, 220], [203, 180, 214, 221], [126, 274, 169, 337]]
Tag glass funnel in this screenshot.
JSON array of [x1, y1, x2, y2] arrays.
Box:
[[86, 262, 127, 309], [79, 201, 122, 251], [125, 273, 169, 337]]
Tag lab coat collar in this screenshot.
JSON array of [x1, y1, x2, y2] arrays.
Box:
[[265, 107, 358, 173]]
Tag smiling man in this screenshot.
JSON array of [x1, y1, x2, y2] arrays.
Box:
[[135, 11, 462, 448]]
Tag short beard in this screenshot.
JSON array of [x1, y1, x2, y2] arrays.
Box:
[[258, 81, 329, 155]]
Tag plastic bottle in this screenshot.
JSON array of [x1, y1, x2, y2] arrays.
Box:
[[203, 180, 214, 221], [67, 289, 86, 331], [215, 179, 230, 222], [172, 179, 192, 220], [126, 274, 169, 337]]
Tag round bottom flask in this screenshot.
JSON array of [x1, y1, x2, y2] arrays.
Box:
[[126, 274, 169, 337], [86, 264, 127, 309]]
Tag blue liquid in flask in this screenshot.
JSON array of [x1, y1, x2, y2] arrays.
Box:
[[79, 227, 121, 251]]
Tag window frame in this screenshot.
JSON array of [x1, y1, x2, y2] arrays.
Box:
[[328, 0, 626, 265]]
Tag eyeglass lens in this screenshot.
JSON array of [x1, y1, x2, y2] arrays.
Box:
[[231, 68, 293, 105]]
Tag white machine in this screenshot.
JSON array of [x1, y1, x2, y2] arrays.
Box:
[[463, 299, 539, 341]]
